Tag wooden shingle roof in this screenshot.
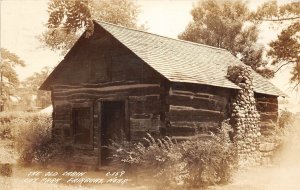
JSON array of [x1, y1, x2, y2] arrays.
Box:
[[98, 21, 285, 97]]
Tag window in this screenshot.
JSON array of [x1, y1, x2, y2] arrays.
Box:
[[72, 108, 92, 145]]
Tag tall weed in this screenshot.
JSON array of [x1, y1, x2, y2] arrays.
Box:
[[0, 112, 57, 165], [109, 121, 237, 189]]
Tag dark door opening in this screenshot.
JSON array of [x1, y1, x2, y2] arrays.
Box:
[[101, 101, 125, 165]]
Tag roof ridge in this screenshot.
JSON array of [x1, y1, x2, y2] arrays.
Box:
[[94, 20, 228, 52]]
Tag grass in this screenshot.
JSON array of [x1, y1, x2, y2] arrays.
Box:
[[0, 138, 141, 189], [1, 112, 299, 190]]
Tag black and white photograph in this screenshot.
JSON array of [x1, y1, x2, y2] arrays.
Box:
[[0, 0, 300, 189]]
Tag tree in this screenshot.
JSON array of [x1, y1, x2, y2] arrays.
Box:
[[0, 48, 25, 111], [251, 0, 300, 88], [179, 0, 274, 78], [40, 0, 141, 55], [251, 0, 300, 22], [22, 67, 52, 109]]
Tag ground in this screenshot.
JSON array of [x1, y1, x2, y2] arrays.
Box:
[[211, 117, 300, 190], [1, 119, 300, 190]]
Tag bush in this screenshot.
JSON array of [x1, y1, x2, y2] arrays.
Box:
[[109, 134, 184, 188], [109, 121, 237, 189], [278, 109, 295, 128], [261, 109, 298, 164], [0, 112, 25, 139], [274, 110, 299, 156], [0, 112, 58, 165], [266, 110, 296, 145], [182, 122, 237, 187]]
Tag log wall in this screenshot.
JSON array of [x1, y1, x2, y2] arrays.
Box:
[[255, 93, 279, 136], [255, 94, 279, 164], [165, 83, 232, 139], [51, 82, 163, 167]]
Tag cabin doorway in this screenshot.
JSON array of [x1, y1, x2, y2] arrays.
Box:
[[100, 101, 125, 165]]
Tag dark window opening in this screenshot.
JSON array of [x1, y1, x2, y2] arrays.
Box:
[[72, 107, 92, 145]]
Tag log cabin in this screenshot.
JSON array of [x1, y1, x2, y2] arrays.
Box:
[[40, 21, 285, 167]]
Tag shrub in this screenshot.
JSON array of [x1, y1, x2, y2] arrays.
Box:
[[261, 110, 298, 164], [0, 112, 59, 165], [278, 109, 295, 128], [109, 121, 237, 189], [274, 110, 299, 158], [182, 122, 237, 188], [0, 112, 25, 139], [109, 134, 184, 188], [267, 110, 296, 145]]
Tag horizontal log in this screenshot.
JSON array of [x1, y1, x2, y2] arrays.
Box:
[[52, 81, 138, 90], [170, 89, 214, 98], [166, 126, 196, 136], [166, 94, 226, 110], [130, 118, 160, 131], [55, 94, 127, 102], [170, 89, 227, 101], [260, 113, 278, 122], [260, 130, 274, 136], [166, 107, 224, 122], [54, 92, 161, 101], [129, 95, 159, 101], [53, 84, 161, 96], [55, 93, 111, 101], [256, 102, 278, 112], [171, 134, 213, 141], [53, 101, 71, 107], [130, 131, 160, 141], [260, 121, 277, 136], [129, 100, 161, 115], [131, 113, 154, 119], [169, 121, 220, 129], [255, 97, 278, 104], [260, 121, 277, 129]]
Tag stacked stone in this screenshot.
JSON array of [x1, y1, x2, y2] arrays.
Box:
[[227, 64, 261, 167]]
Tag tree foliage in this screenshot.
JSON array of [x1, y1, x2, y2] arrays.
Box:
[[252, 0, 300, 88], [23, 67, 52, 108], [268, 22, 300, 87], [251, 0, 300, 22], [179, 0, 274, 78], [0, 48, 25, 105], [90, 0, 140, 28], [40, 0, 141, 55]]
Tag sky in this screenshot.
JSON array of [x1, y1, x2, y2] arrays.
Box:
[[0, 0, 299, 110]]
